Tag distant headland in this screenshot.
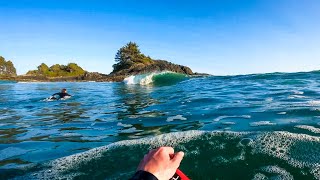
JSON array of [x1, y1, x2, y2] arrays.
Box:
[[0, 42, 208, 82]]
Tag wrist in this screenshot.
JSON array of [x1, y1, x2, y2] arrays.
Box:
[[130, 170, 158, 180]]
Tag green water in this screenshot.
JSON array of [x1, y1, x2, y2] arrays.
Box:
[[1, 71, 320, 179]]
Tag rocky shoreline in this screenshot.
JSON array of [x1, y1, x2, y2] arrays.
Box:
[[0, 42, 209, 82], [0, 60, 209, 82]]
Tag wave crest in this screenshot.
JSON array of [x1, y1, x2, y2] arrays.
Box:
[[124, 71, 187, 86]]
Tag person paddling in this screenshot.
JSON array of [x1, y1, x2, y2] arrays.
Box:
[[50, 88, 71, 100]]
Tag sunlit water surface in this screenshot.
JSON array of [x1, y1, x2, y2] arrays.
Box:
[[1, 72, 320, 179]]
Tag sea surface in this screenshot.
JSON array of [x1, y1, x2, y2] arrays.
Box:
[[1, 71, 320, 179]]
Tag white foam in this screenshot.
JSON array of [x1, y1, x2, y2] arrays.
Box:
[[221, 122, 236, 125], [80, 136, 108, 141], [293, 90, 304, 95], [251, 131, 320, 170], [213, 115, 251, 122], [117, 122, 133, 128], [295, 125, 320, 134], [249, 121, 276, 127], [119, 127, 143, 133], [277, 112, 287, 115], [63, 133, 82, 137], [290, 120, 298, 123], [60, 96, 71, 100], [25, 131, 206, 179], [265, 97, 273, 102], [288, 95, 306, 99], [310, 164, 320, 179], [308, 100, 320, 106], [166, 115, 187, 122], [252, 173, 268, 180], [42, 98, 56, 102], [42, 96, 71, 102], [124, 71, 174, 85], [17, 130, 320, 179], [124, 73, 154, 85], [17, 81, 49, 84], [258, 166, 293, 180], [242, 115, 252, 119]]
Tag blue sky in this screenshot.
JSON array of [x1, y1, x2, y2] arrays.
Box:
[[1, 0, 320, 75]]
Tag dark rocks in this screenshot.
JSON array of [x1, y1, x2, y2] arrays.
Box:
[[110, 60, 194, 77], [2, 60, 201, 82]]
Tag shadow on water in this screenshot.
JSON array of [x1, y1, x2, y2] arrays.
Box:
[[111, 83, 204, 138], [35, 102, 85, 122]]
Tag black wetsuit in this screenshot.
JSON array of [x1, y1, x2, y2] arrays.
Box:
[[130, 170, 158, 180], [51, 92, 71, 99]]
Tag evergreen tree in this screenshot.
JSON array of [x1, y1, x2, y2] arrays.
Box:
[[115, 42, 141, 64], [5, 61, 17, 76], [0, 56, 17, 77], [67, 63, 85, 75], [37, 63, 50, 75], [27, 62, 86, 77], [113, 42, 153, 72], [0, 56, 5, 75]]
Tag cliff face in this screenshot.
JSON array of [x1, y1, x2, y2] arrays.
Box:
[[110, 60, 193, 77]]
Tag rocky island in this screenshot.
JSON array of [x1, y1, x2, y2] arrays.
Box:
[[0, 42, 206, 82]]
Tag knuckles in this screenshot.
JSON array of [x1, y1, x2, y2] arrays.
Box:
[[157, 147, 173, 154]]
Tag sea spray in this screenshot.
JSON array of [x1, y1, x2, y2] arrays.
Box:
[[123, 71, 187, 85]]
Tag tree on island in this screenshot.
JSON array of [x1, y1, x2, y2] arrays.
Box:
[[27, 63, 85, 77], [112, 42, 153, 72], [0, 56, 17, 77]]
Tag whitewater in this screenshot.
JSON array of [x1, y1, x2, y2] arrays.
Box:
[[1, 71, 320, 179]]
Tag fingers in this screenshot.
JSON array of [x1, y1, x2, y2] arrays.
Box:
[[171, 151, 184, 168], [157, 147, 184, 168], [162, 146, 174, 155], [149, 147, 184, 166]]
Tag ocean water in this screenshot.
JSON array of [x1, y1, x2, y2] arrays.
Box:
[[1, 71, 320, 179]]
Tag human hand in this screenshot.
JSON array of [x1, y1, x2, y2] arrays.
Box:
[[137, 147, 184, 180]]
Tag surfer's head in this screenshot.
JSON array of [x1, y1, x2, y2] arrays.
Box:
[[61, 88, 67, 93]]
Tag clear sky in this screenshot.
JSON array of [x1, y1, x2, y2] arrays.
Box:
[[1, 0, 320, 75]]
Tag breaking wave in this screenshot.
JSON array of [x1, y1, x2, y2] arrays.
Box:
[[123, 71, 187, 86]]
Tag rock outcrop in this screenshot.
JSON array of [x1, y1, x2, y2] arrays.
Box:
[[0, 42, 206, 82], [1, 60, 197, 82], [110, 60, 193, 77]]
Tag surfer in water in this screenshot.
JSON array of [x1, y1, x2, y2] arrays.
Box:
[[130, 147, 187, 180], [50, 88, 72, 100]]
